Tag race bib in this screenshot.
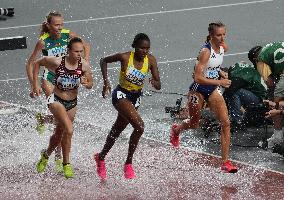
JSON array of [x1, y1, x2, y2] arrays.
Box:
[[189, 94, 199, 104], [205, 69, 219, 79], [125, 66, 146, 86], [47, 45, 68, 57]]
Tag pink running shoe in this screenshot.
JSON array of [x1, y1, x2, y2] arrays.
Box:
[[94, 153, 107, 180], [124, 164, 136, 179], [221, 161, 238, 173], [170, 123, 180, 148]]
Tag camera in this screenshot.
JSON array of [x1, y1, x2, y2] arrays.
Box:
[[243, 102, 271, 127], [272, 143, 284, 157], [165, 97, 182, 118], [0, 8, 14, 17]]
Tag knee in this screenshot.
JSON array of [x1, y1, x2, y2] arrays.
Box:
[[54, 126, 64, 137], [109, 128, 121, 139], [64, 125, 73, 137], [133, 120, 145, 134], [220, 119, 230, 130]]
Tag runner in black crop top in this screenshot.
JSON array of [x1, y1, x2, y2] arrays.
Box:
[[31, 38, 93, 179], [55, 56, 83, 91]]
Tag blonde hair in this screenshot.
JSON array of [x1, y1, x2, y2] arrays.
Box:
[[205, 22, 226, 43], [40, 11, 62, 35]]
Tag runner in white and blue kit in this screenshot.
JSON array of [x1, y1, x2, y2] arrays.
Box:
[[189, 41, 224, 100], [170, 22, 238, 173]]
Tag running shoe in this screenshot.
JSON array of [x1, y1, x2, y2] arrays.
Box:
[[55, 158, 63, 173], [36, 150, 49, 173], [94, 153, 107, 180], [35, 112, 45, 134], [170, 123, 180, 148], [63, 164, 74, 178], [124, 164, 135, 179], [221, 161, 238, 173]]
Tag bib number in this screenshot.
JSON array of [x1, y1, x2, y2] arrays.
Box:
[[189, 94, 199, 104], [117, 91, 126, 99]]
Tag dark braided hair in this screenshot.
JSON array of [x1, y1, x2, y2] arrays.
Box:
[[132, 33, 150, 48], [206, 22, 226, 43]]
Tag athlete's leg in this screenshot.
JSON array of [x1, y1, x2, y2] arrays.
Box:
[[99, 113, 129, 160], [173, 91, 204, 134], [41, 79, 63, 159], [112, 99, 144, 164], [47, 103, 76, 164], [207, 90, 230, 163]]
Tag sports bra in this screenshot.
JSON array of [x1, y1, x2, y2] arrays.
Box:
[[55, 56, 83, 91]]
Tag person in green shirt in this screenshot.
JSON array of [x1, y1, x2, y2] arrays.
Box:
[[223, 62, 267, 130], [248, 42, 284, 148]]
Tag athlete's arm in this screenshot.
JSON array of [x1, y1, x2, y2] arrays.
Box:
[[219, 70, 228, 79], [100, 53, 126, 98], [194, 48, 231, 88], [81, 60, 93, 89], [70, 31, 91, 63], [32, 56, 59, 96], [26, 40, 44, 88], [149, 55, 161, 90]]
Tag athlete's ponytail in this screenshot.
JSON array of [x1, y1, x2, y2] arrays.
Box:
[[40, 11, 62, 36], [205, 22, 225, 43]]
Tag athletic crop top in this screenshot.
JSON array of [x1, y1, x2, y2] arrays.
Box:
[[201, 42, 224, 80], [55, 56, 83, 91], [119, 52, 149, 91]]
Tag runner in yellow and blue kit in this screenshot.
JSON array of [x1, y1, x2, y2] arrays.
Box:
[[94, 33, 161, 180], [26, 11, 90, 173]]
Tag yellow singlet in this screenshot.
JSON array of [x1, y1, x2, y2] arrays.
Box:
[[119, 51, 149, 91]]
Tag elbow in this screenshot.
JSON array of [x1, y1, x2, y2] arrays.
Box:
[[88, 82, 94, 89], [194, 76, 203, 84], [154, 81, 161, 90], [100, 58, 105, 68], [156, 84, 161, 90]]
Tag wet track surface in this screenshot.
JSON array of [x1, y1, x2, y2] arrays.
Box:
[[1, 0, 284, 199]]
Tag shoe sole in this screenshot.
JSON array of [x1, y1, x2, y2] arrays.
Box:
[[221, 168, 238, 173]]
